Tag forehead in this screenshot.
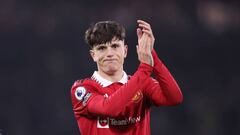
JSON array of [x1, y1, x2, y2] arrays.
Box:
[[95, 39, 124, 47]]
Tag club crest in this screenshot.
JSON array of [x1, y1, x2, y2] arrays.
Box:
[[132, 90, 143, 103]]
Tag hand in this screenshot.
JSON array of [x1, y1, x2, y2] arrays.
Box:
[[136, 20, 155, 66], [137, 20, 155, 50]]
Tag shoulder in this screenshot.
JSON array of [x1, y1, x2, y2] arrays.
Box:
[[71, 78, 101, 93], [70, 78, 98, 104], [72, 78, 93, 87], [70, 78, 99, 113]]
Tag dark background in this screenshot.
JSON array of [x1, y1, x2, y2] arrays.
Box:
[[0, 0, 240, 135]]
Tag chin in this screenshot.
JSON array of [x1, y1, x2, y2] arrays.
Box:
[[105, 66, 119, 74]]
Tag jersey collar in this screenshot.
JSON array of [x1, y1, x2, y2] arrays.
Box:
[[92, 71, 128, 87]]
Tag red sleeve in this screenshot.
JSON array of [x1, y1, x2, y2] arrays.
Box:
[[71, 79, 99, 117], [143, 50, 183, 106], [71, 63, 153, 118]]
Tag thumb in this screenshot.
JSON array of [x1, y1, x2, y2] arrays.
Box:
[[137, 28, 142, 39], [136, 45, 139, 53]]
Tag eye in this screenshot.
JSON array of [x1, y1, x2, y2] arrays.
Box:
[[97, 46, 106, 51], [112, 44, 119, 49]]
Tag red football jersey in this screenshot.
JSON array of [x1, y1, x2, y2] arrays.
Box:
[[71, 50, 183, 135]]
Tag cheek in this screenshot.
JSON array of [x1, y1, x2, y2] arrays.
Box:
[[98, 57, 104, 63], [96, 55, 105, 63], [124, 47, 127, 57], [118, 52, 125, 63]]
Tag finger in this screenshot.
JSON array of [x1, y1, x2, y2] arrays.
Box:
[[136, 28, 143, 39], [136, 45, 141, 60], [138, 23, 151, 32], [145, 36, 151, 53], [137, 20, 150, 27], [139, 34, 146, 50], [143, 29, 154, 50], [136, 45, 139, 53], [142, 29, 153, 37], [142, 33, 148, 51]]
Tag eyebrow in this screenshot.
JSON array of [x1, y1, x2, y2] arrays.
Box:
[[94, 41, 122, 48], [96, 44, 104, 47]]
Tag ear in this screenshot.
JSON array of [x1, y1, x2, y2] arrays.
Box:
[[124, 45, 128, 58], [89, 50, 97, 62]]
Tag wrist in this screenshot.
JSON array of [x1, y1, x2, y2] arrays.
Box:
[[151, 49, 162, 67], [138, 63, 153, 75]]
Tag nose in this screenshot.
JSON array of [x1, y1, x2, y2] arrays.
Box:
[[106, 47, 114, 57]]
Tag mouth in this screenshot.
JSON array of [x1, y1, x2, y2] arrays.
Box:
[[104, 59, 117, 62]]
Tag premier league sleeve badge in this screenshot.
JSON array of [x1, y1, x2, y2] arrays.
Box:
[[75, 87, 86, 101]]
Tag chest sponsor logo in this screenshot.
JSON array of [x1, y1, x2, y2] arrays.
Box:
[[97, 116, 141, 128], [97, 117, 109, 128]]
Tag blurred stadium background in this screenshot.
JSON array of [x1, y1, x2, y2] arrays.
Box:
[[0, 0, 239, 135]]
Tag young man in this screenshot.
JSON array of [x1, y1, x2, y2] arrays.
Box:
[[71, 20, 183, 135]]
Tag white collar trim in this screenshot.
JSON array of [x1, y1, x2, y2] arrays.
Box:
[[92, 71, 128, 87]]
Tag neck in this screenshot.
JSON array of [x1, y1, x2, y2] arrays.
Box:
[[97, 69, 124, 82]]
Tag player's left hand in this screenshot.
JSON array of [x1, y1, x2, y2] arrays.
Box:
[[137, 20, 155, 51], [136, 20, 155, 66]]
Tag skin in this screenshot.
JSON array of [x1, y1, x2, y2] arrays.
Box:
[[90, 38, 128, 82], [90, 20, 155, 82], [136, 20, 155, 66]]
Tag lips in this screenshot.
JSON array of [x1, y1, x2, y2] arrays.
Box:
[[104, 59, 117, 62]]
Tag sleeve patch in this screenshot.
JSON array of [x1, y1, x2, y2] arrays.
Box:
[[83, 93, 92, 106], [75, 87, 86, 101]]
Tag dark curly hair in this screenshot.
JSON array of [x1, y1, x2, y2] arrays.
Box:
[[85, 21, 126, 49]]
